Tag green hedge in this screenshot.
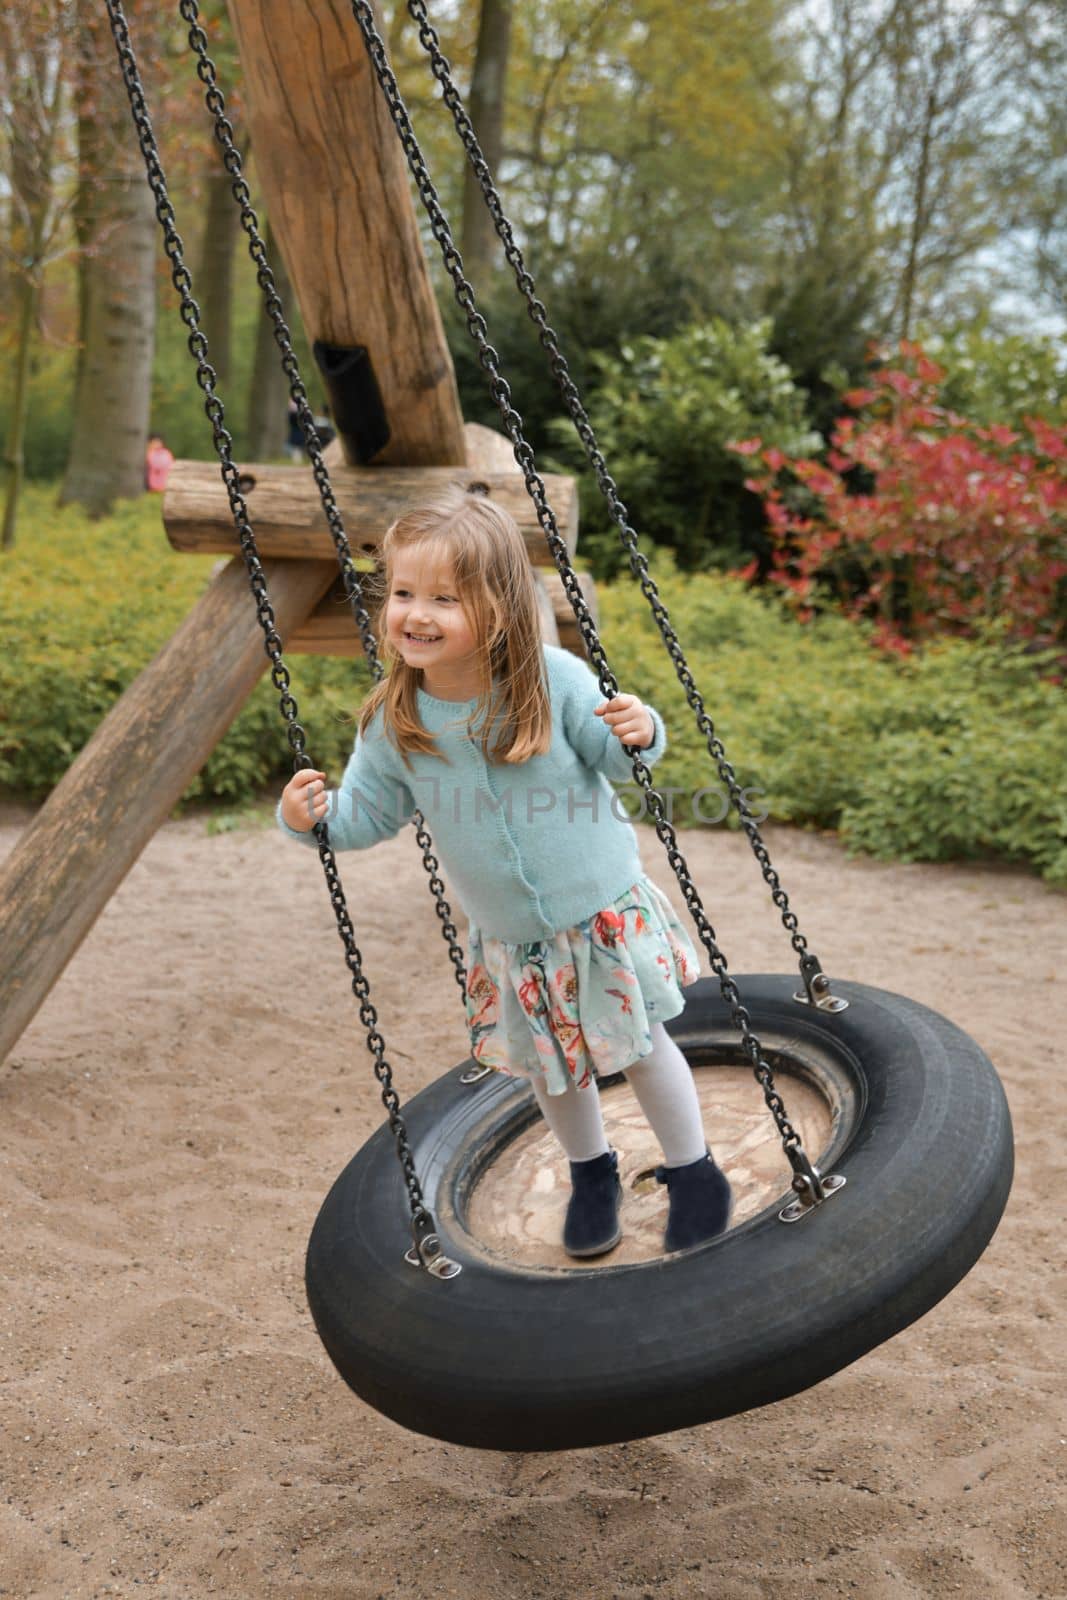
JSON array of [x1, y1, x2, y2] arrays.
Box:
[[595, 550, 1067, 885], [0, 486, 372, 812], [2, 487, 1064, 883]]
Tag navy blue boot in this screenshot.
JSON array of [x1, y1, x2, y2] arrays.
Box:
[[563, 1148, 623, 1258], [655, 1149, 733, 1252]]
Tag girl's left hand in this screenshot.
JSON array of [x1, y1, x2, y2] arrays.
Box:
[[594, 693, 655, 749]]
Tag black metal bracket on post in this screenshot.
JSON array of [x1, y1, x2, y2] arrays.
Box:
[[312, 340, 391, 464]]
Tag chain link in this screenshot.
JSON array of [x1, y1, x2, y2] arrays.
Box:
[[346, 0, 818, 1170], [104, 0, 444, 1249], [400, 0, 817, 968]]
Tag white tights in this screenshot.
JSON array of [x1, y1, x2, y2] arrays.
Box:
[[528, 1021, 708, 1168]]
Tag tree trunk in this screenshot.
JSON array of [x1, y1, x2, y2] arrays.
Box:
[[246, 217, 292, 459], [899, 85, 937, 343], [1, 20, 65, 544], [197, 143, 247, 389], [1, 270, 38, 548], [0, 192, 10, 323], [60, 6, 156, 516], [461, 0, 514, 285]]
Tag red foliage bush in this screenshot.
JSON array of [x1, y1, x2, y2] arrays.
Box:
[[729, 341, 1067, 657]]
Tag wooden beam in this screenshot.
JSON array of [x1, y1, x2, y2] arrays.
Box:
[[163, 460, 579, 565], [533, 575, 561, 649], [463, 421, 522, 472], [0, 557, 336, 1066], [225, 0, 466, 467], [539, 567, 600, 657]]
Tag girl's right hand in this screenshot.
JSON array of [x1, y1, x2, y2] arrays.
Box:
[[281, 768, 328, 832]]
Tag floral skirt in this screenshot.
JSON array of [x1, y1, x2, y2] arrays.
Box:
[[463, 875, 702, 1096]]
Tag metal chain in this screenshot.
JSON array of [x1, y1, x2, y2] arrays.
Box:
[[177, 0, 468, 1007], [401, 0, 820, 978], [103, 0, 443, 1254], [346, 0, 822, 1182]]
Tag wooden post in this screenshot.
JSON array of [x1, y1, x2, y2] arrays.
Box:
[[225, 0, 467, 468], [0, 558, 336, 1065]]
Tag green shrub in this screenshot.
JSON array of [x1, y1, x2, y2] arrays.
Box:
[[547, 319, 821, 582], [442, 263, 702, 464], [918, 321, 1067, 429], [3, 493, 1064, 884], [593, 548, 1067, 885], [834, 630, 1067, 882], [0, 485, 373, 808]]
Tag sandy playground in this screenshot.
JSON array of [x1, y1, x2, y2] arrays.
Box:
[[1, 801, 1064, 1599]]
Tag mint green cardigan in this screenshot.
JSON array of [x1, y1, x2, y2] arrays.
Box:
[[276, 643, 667, 941]]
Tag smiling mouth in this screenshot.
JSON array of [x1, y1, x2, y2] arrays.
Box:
[[404, 632, 441, 644]]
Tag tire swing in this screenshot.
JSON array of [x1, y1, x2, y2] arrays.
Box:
[[310, 976, 1012, 1452], [107, 0, 1013, 1455]]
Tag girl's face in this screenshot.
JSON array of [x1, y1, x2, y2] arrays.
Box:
[[385, 551, 482, 697]]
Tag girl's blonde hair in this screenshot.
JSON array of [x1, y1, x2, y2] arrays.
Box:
[[356, 485, 552, 767]]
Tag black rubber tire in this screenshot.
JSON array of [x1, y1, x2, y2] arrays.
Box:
[[305, 974, 1014, 1452]]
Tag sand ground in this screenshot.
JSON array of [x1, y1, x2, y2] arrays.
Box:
[[1, 802, 1064, 1599]]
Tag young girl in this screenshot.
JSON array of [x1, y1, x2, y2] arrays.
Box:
[[277, 486, 732, 1258]]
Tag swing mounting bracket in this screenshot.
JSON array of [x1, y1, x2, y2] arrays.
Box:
[[460, 1062, 494, 1085], [405, 1229, 463, 1280], [793, 954, 849, 1013], [779, 1143, 847, 1224]]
